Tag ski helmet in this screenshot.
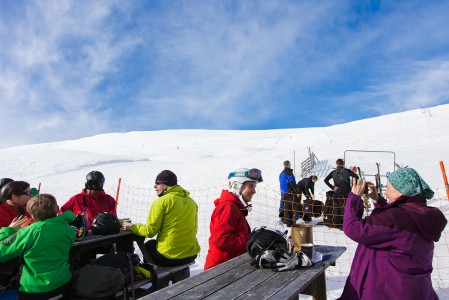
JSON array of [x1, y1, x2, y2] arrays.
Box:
[[91, 212, 121, 235], [227, 168, 263, 195], [246, 226, 288, 260], [85, 171, 105, 191]]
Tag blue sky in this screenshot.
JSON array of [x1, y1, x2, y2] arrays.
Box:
[[1, 1, 449, 148]]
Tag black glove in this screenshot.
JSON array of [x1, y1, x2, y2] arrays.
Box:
[[274, 251, 312, 272]]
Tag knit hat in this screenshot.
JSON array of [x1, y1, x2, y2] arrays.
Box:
[[155, 170, 177, 186], [387, 168, 434, 200]]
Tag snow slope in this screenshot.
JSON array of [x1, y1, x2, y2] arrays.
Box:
[[2, 104, 448, 299]]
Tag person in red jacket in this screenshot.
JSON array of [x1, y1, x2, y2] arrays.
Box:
[[0, 181, 33, 229], [60, 171, 117, 229], [204, 168, 263, 270]]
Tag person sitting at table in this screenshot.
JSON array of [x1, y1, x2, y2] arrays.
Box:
[[60, 170, 117, 228], [122, 170, 200, 267], [0, 178, 14, 204], [60, 171, 118, 266], [0, 181, 34, 229], [339, 168, 447, 300], [0, 194, 76, 300], [204, 168, 263, 270]]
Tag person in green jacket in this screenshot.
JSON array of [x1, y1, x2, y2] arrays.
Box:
[[0, 194, 76, 300], [122, 170, 200, 267]]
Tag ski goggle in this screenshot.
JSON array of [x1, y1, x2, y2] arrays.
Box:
[[86, 180, 103, 191], [228, 168, 263, 182]]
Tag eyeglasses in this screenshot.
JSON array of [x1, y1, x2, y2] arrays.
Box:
[[86, 180, 102, 191], [19, 191, 32, 196], [155, 180, 168, 185], [228, 168, 263, 182]]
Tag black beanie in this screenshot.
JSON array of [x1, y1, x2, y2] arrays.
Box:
[[155, 170, 177, 186]]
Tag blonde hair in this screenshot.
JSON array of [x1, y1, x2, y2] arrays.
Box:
[[27, 194, 58, 221]]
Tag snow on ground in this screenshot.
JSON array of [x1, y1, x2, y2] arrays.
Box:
[[2, 104, 449, 299]]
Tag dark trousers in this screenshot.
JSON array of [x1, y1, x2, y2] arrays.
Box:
[[145, 240, 196, 267], [17, 280, 72, 300]]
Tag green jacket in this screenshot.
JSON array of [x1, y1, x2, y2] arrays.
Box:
[[0, 211, 76, 293], [131, 185, 200, 259]]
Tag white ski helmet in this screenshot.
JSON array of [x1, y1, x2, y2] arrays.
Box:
[[228, 168, 263, 195]]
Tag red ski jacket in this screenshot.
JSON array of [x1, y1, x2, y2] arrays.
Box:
[[204, 190, 250, 270], [0, 202, 33, 228], [59, 189, 117, 229]]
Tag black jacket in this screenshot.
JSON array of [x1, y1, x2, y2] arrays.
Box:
[[297, 177, 315, 198]]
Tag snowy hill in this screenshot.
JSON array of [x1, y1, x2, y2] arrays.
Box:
[[1, 104, 449, 299]]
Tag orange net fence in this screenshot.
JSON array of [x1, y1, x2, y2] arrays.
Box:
[[113, 182, 449, 295]]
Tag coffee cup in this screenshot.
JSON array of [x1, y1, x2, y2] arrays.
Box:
[[300, 243, 314, 260]]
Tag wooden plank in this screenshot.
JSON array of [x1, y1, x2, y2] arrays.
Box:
[[172, 261, 257, 299], [234, 266, 314, 300], [142, 254, 251, 299]]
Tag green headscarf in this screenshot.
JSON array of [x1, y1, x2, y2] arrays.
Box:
[[387, 168, 434, 200]]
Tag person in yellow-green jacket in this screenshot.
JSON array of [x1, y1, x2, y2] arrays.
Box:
[[122, 170, 200, 267], [0, 194, 76, 300]]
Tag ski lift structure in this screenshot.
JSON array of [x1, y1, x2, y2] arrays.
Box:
[[344, 149, 397, 194]]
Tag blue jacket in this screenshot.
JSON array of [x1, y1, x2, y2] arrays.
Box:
[[279, 167, 297, 195]]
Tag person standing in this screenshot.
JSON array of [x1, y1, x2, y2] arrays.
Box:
[[122, 170, 200, 267], [204, 168, 263, 270], [279, 161, 300, 226], [323, 159, 359, 228], [60, 171, 117, 229], [339, 168, 447, 299]]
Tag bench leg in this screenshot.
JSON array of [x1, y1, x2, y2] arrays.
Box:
[[171, 267, 190, 283], [312, 271, 327, 300]]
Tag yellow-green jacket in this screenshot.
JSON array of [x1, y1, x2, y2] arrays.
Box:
[[130, 185, 200, 259]]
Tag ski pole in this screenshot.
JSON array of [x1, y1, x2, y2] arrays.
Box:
[[439, 161, 449, 201]]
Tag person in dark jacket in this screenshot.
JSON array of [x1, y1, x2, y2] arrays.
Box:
[[204, 168, 262, 270], [297, 176, 318, 200], [324, 159, 359, 199], [323, 159, 359, 228], [297, 176, 319, 222], [279, 161, 301, 227], [339, 168, 447, 300]]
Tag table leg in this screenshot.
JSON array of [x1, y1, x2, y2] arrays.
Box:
[[312, 271, 327, 300]]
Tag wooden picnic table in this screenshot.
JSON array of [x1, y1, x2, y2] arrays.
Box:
[[142, 245, 346, 300]]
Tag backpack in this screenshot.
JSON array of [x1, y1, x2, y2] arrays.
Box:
[[332, 168, 350, 187], [73, 253, 136, 299]]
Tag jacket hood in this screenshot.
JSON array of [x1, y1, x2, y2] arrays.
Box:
[[214, 190, 244, 209], [396, 196, 447, 242], [166, 185, 190, 198]]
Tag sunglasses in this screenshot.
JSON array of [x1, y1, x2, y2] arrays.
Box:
[[228, 168, 263, 182], [19, 190, 32, 196], [155, 180, 168, 185]]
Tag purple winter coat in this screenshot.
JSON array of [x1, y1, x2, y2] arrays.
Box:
[[339, 193, 447, 300]]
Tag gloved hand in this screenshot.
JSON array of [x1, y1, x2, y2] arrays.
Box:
[[253, 250, 280, 268], [274, 251, 312, 272]]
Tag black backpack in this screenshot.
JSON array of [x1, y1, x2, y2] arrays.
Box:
[[332, 168, 350, 187], [73, 253, 138, 299]]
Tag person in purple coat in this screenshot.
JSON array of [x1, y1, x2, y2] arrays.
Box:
[[339, 168, 447, 300]]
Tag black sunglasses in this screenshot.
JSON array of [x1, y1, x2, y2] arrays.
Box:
[[19, 190, 32, 196], [155, 180, 168, 185]]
